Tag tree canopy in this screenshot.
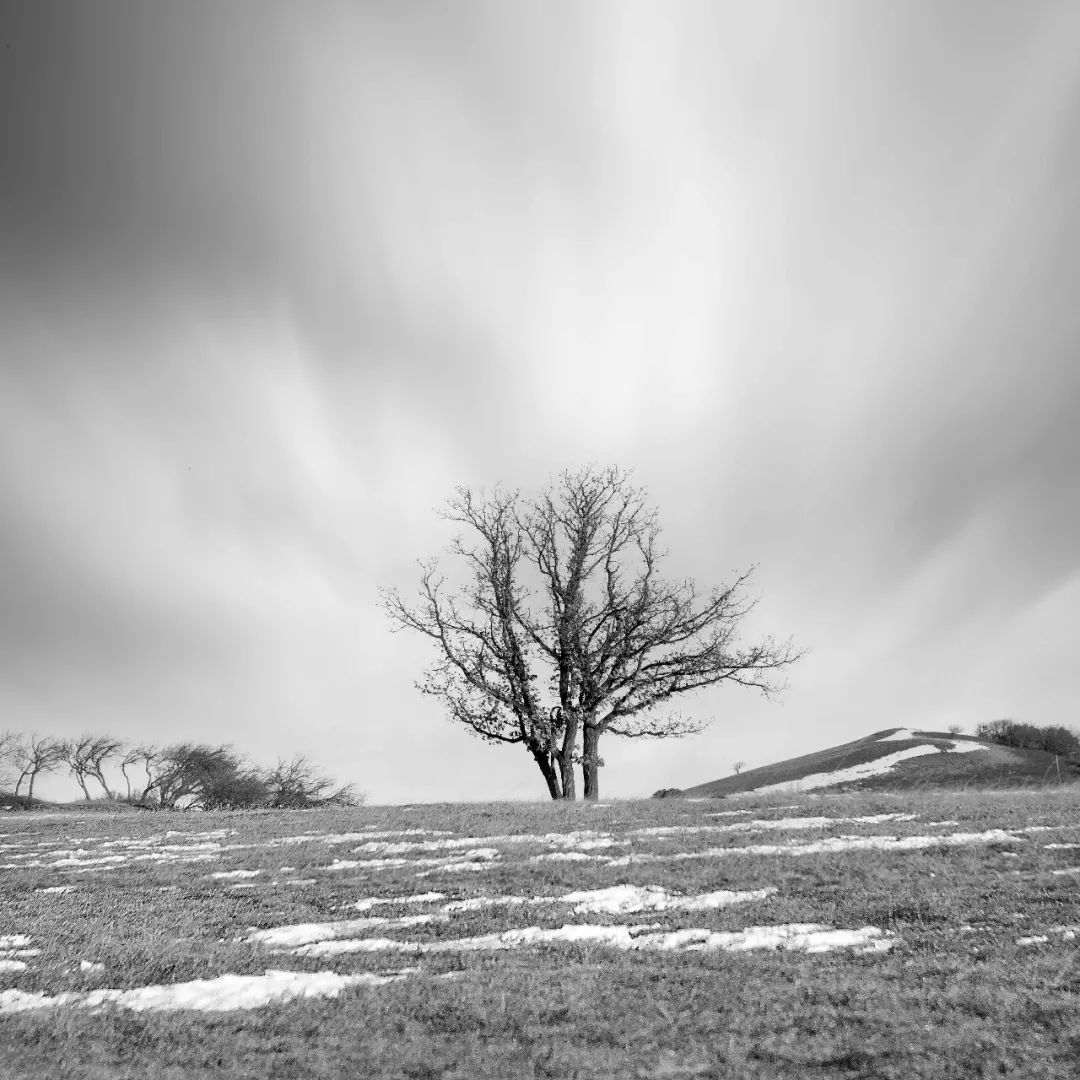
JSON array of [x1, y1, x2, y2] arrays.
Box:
[[383, 465, 800, 799]]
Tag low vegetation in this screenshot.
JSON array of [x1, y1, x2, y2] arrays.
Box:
[[0, 733, 360, 811], [975, 719, 1080, 759], [1, 788, 1078, 1077]]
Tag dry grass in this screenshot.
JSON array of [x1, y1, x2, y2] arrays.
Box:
[[1, 788, 1078, 1078]]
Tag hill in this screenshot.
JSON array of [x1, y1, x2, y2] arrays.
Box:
[[677, 727, 1080, 798]]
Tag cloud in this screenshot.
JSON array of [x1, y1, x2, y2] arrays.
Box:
[[1, 2, 1079, 799]]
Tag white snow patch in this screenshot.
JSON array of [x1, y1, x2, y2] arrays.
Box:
[[560, 885, 777, 914], [1045, 843, 1080, 850], [35, 885, 76, 894], [603, 828, 1024, 864], [210, 869, 262, 880], [942, 740, 984, 754], [631, 814, 916, 839], [877, 728, 914, 741], [0, 936, 32, 950], [353, 892, 446, 912], [80, 960, 105, 973], [1016, 935, 1049, 947], [745, 746, 943, 795], [0, 969, 416, 1013], [441, 896, 533, 914], [247, 913, 439, 948], [1051, 867, 1080, 876], [0, 960, 27, 972], [295, 923, 893, 957], [530, 852, 607, 863]]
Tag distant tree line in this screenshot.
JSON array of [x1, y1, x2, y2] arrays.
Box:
[[974, 719, 1079, 759], [0, 732, 362, 810]]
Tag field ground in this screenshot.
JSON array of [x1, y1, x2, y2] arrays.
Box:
[[1, 788, 1078, 1079]]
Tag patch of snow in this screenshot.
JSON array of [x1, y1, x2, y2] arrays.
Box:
[[530, 852, 607, 863], [560, 885, 777, 914], [80, 960, 105, 973], [1016, 935, 1049, 947], [441, 896, 533, 914], [0, 936, 32, 950], [943, 740, 983, 754], [632, 814, 916, 839], [0, 968, 416, 1013], [0, 960, 27, 972], [35, 885, 76, 894], [745, 745, 943, 795], [1051, 867, 1080, 876], [603, 828, 1025, 864], [353, 892, 446, 912], [210, 869, 262, 880], [877, 728, 915, 742], [1045, 843, 1080, 850], [295, 922, 893, 957], [247, 913, 439, 948]]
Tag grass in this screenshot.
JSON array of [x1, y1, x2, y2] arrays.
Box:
[[680, 729, 1080, 796], [0, 788, 1078, 1078]]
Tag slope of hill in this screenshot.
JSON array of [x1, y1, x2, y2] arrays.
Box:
[[679, 728, 1080, 798]]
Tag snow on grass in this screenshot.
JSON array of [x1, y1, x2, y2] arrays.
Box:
[[326, 849, 501, 873], [1045, 843, 1080, 850], [941, 740, 984, 754], [349, 831, 620, 856], [0, 936, 33, 950], [744, 745, 945, 795], [35, 885, 77, 894], [530, 852, 607, 863], [353, 892, 446, 912], [630, 814, 917, 838], [604, 828, 1025, 865], [560, 885, 777, 914], [0, 960, 27, 972], [247, 913, 440, 948], [250, 885, 778, 948], [210, 869, 262, 880], [0, 969, 417, 1014], [877, 728, 915, 742], [293, 922, 894, 957]]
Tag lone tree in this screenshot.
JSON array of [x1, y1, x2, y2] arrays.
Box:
[[59, 734, 124, 800], [383, 465, 799, 800]]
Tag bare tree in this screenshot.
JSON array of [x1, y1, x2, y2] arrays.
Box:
[[9, 735, 66, 801], [0, 731, 20, 790], [141, 744, 267, 810], [263, 754, 362, 808], [118, 744, 161, 802], [59, 735, 124, 800], [732, 760, 746, 775], [384, 466, 799, 800]]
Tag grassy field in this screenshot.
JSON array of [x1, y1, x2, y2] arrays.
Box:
[[1, 788, 1078, 1079], [680, 729, 1080, 797]]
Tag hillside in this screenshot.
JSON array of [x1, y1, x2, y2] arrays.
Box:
[[679, 728, 1080, 798]]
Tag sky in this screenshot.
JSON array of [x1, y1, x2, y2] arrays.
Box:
[[2, 1, 1078, 804]]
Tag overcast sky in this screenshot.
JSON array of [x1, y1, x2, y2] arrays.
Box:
[[2, 1, 1078, 803]]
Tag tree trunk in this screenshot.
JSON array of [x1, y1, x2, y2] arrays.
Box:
[[531, 747, 562, 800], [555, 709, 580, 800], [582, 725, 601, 801], [76, 774, 91, 800], [26, 770, 36, 801]]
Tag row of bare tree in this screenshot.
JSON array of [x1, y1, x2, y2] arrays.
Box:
[[0, 732, 361, 810]]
